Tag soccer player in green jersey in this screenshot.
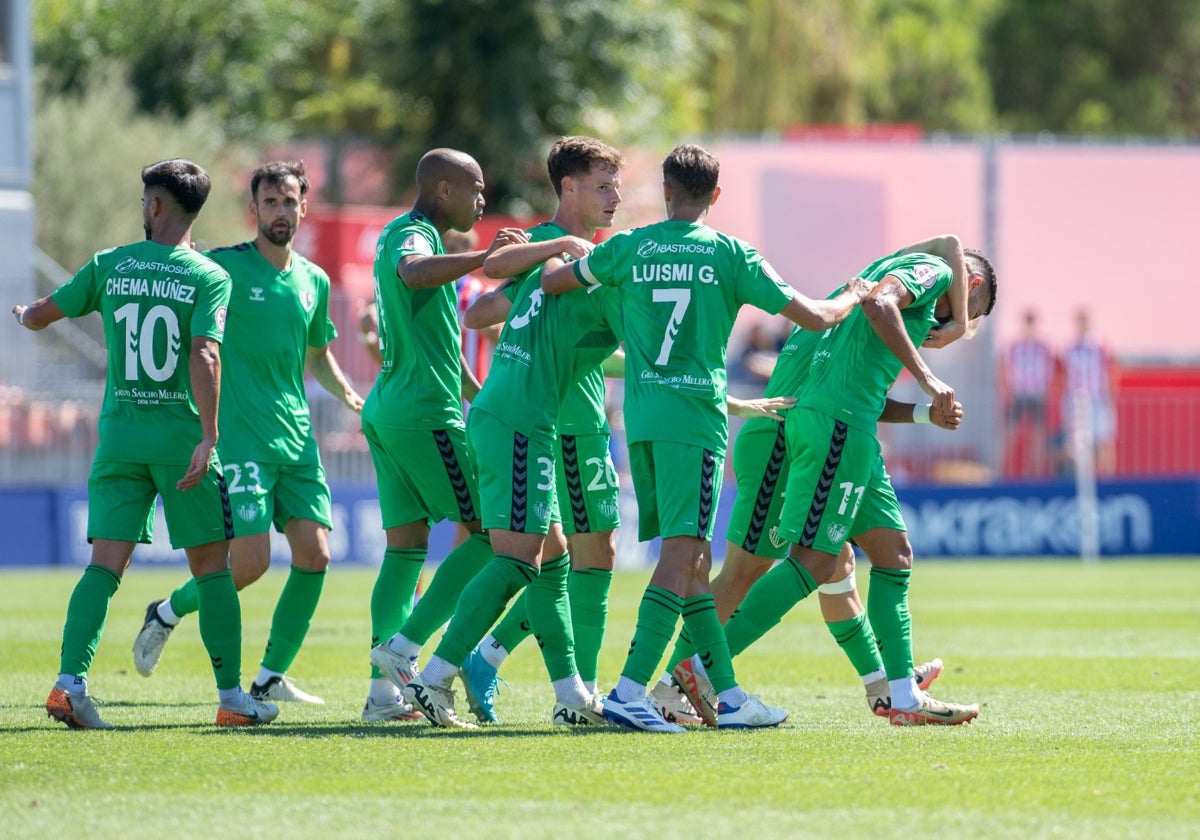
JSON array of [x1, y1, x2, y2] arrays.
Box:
[[132, 161, 364, 707], [702, 245, 998, 727], [13, 159, 276, 728], [365, 149, 528, 721], [542, 143, 870, 732], [401, 136, 624, 726], [664, 241, 971, 723]]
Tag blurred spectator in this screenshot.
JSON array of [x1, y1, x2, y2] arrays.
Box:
[[1062, 308, 1118, 476], [1001, 308, 1055, 477], [730, 314, 790, 385]]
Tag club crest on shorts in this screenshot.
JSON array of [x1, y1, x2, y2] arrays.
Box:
[[237, 503, 260, 522], [600, 499, 618, 519], [768, 526, 787, 550], [826, 522, 849, 545], [533, 501, 551, 524]]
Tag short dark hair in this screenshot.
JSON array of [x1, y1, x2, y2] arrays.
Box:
[[546, 137, 624, 197], [662, 143, 719, 202], [141, 159, 211, 215], [250, 160, 309, 201], [965, 248, 997, 316]]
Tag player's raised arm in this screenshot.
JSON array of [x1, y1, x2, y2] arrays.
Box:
[[903, 234, 968, 348], [483, 235, 592, 280], [399, 227, 528, 290], [861, 276, 955, 415], [778, 276, 871, 332], [540, 257, 586, 295]]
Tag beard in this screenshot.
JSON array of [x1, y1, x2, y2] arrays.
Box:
[[261, 222, 295, 246]]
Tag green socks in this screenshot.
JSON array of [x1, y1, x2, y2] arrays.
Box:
[[168, 576, 200, 619], [261, 566, 326, 674], [826, 612, 883, 677], [723, 557, 817, 658], [680, 593, 737, 693], [474, 564, 611, 685], [568, 567, 612, 686], [432, 553, 537, 668], [524, 553, 575, 681], [58, 564, 121, 679], [491, 590, 533, 652], [400, 531, 492, 645], [195, 569, 242, 691], [369, 547, 425, 678], [619, 586, 684, 687], [868, 566, 914, 680]]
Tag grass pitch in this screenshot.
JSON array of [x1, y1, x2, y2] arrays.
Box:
[[2, 560, 1198, 839]]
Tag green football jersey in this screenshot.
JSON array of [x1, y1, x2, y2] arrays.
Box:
[[739, 324, 824, 439], [476, 227, 621, 438], [797, 251, 951, 433], [51, 240, 231, 464], [496, 222, 611, 436], [573, 219, 795, 455], [206, 242, 337, 464], [363, 210, 462, 430]]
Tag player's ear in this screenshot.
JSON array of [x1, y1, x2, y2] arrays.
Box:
[[709, 185, 722, 207]]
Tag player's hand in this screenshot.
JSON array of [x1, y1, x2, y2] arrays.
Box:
[[558, 236, 595, 262], [932, 400, 963, 430], [920, 374, 955, 417], [845, 276, 873, 302], [923, 319, 966, 349], [728, 395, 796, 422], [487, 227, 529, 255], [343, 390, 365, 414], [177, 438, 217, 491]]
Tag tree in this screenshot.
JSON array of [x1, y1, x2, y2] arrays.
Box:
[[985, 0, 1200, 136], [34, 67, 254, 274]]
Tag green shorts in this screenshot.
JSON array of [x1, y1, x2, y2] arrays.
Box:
[[468, 408, 559, 535], [87, 458, 233, 550], [627, 440, 724, 541], [556, 432, 620, 535], [221, 458, 333, 537], [725, 419, 792, 560], [362, 417, 480, 529], [777, 408, 905, 555]]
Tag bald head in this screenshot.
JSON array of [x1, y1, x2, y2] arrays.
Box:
[[412, 148, 487, 233], [416, 148, 481, 195]]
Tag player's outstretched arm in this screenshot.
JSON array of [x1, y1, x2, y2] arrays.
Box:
[[464, 278, 516, 329], [728, 395, 797, 423], [541, 259, 586, 295], [483, 236, 593, 280], [779, 276, 871, 332], [179, 337, 221, 491], [12, 296, 67, 331], [307, 345, 365, 413], [399, 228, 529, 290], [861, 277, 955, 415]]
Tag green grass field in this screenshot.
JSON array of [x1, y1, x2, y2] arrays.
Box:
[[2, 560, 1198, 839]]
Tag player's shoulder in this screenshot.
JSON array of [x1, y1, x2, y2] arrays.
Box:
[[203, 241, 253, 267], [290, 250, 331, 284]]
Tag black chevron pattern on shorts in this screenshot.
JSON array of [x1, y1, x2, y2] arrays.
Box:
[[510, 431, 529, 531], [743, 423, 787, 552], [799, 420, 848, 548], [560, 435, 590, 533], [697, 449, 716, 537], [217, 472, 234, 540], [433, 430, 476, 521]]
